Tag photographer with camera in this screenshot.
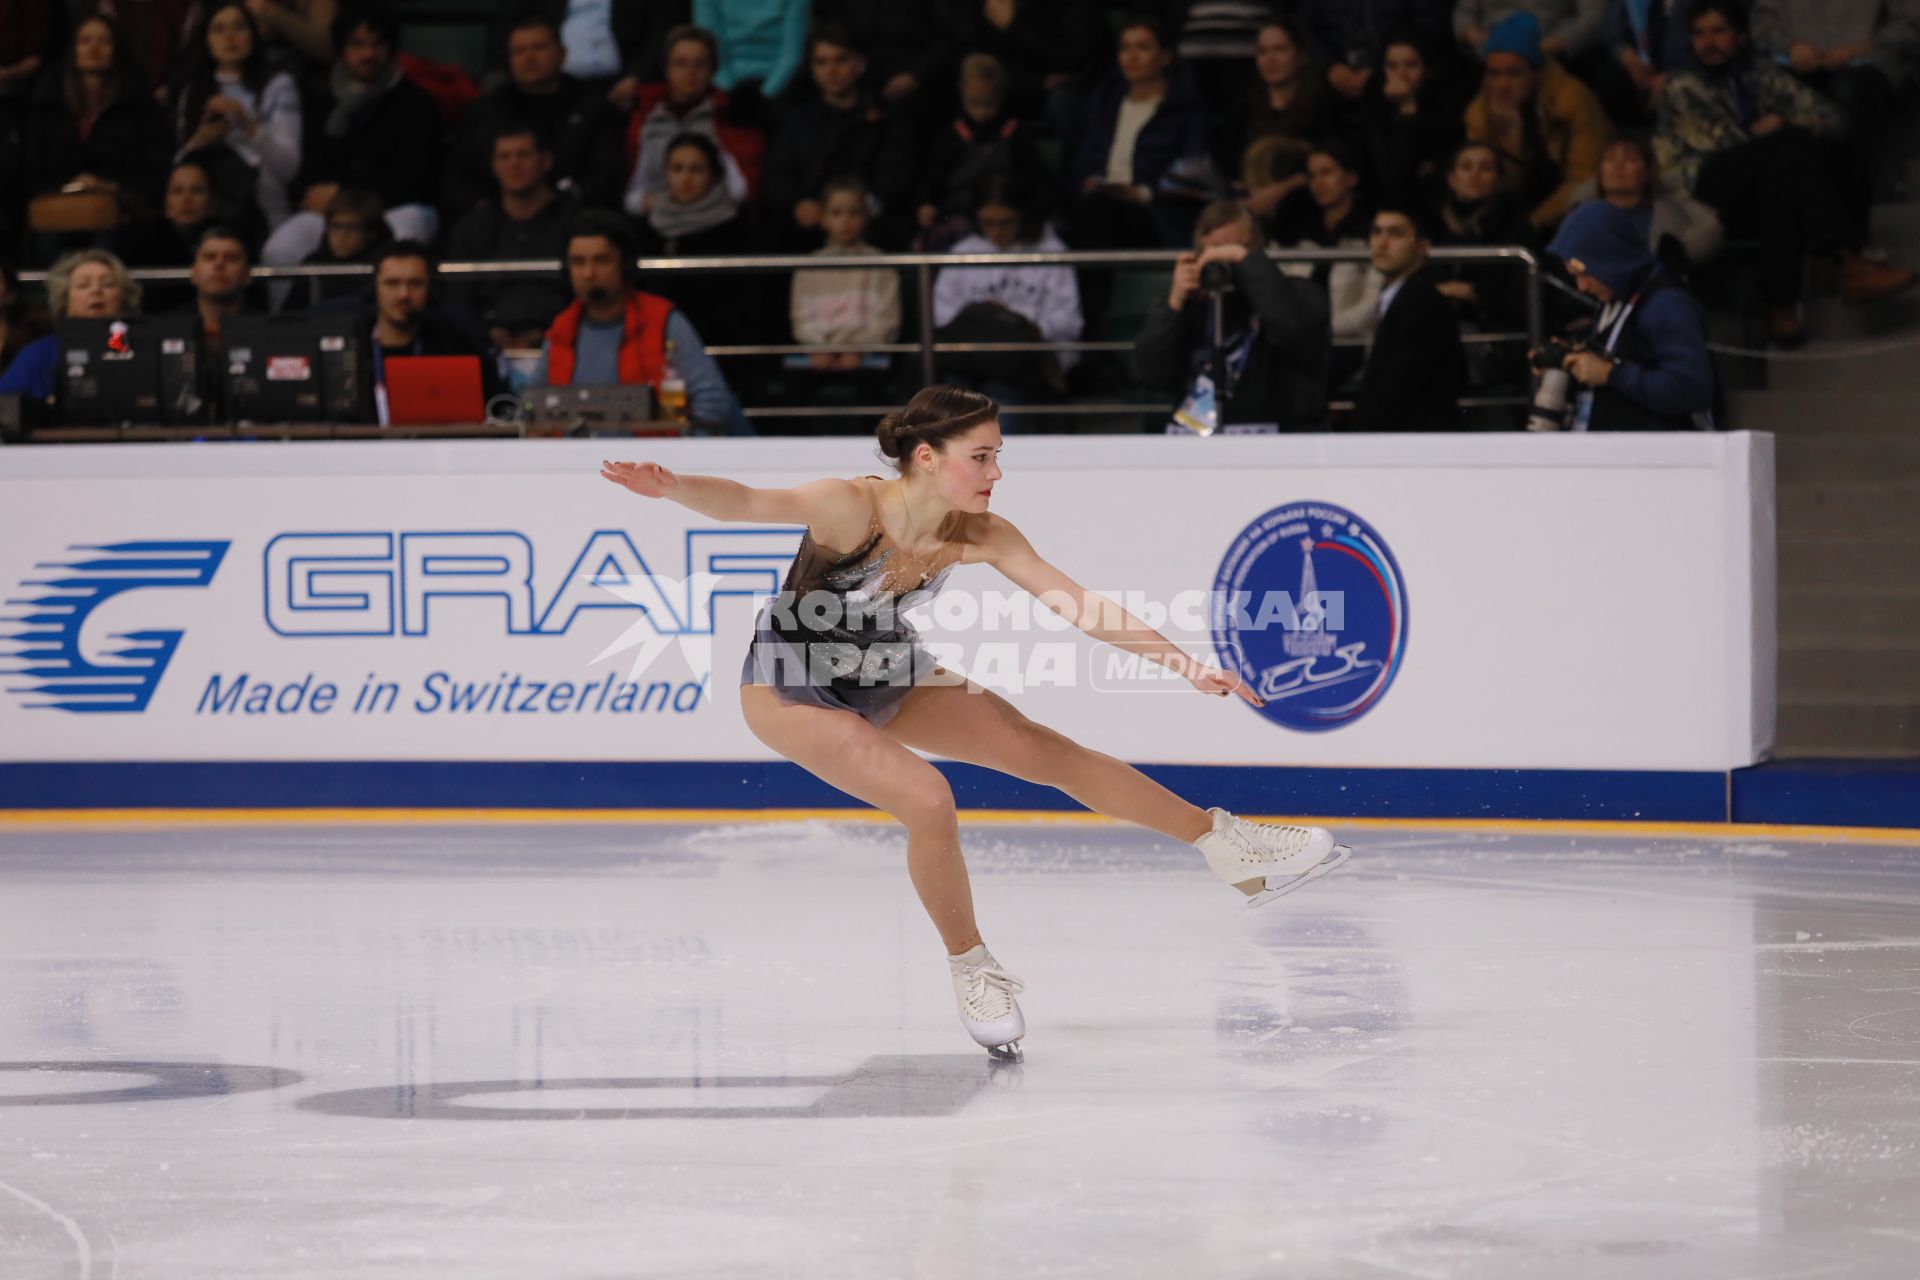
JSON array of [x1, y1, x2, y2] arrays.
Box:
[[1529, 200, 1715, 431], [1131, 199, 1329, 434]]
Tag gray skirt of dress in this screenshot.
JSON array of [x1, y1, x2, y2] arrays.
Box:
[[738, 609, 944, 728]]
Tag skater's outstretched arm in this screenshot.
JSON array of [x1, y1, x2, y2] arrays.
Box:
[[974, 514, 1264, 707], [599, 462, 866, 530]]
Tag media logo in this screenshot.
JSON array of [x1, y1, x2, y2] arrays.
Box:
[[1210, 503, 1406, 731], [2, 540, 228, 713]]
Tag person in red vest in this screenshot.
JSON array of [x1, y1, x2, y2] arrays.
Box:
[[527, 210, 752, 434]]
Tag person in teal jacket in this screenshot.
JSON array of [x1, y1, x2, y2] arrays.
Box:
[[694, 0, 809, 100]]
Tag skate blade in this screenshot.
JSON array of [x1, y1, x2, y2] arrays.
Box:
[[1246, 844, 1351, 909], [986, 1040, 1024, 1064]]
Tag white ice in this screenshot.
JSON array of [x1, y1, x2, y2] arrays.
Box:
[[2, 817, 1918, 1278]]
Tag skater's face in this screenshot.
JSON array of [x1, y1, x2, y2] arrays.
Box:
[[914, 421, 1003, 512], [1690, 12, 1742, 68]]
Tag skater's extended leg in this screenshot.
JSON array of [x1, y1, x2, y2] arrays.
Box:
[[882, 676, 1211, 842], [740, 684, 982, 953]]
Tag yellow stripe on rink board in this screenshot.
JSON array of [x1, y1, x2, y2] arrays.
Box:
[[0, 807, 1916, 844]]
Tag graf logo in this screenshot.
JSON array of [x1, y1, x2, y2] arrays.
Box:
[[2, 541, 229, 713], [1209, 503, 1407, 732]]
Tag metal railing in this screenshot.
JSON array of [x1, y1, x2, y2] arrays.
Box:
[[17, 246, 1544, 428]]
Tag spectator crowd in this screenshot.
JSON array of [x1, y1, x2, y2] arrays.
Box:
[[1, 0, 1917, 433]]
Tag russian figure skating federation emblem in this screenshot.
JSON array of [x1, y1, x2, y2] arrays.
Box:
[[1209, 502, 1407, 731]]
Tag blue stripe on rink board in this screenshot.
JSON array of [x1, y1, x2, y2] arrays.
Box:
[[1729, 759, 1920, 829], [0, 761, 1730, 822]]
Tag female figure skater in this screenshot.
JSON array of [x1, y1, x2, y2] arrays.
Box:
[[600, 385, 1349, 1061]]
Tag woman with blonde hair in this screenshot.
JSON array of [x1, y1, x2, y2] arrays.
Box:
[[599, 385, 1351, 1062], [0, 248, 141, 399]]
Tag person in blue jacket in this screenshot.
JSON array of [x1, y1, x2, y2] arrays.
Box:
[[0, 249, 141, 401], [1543, 200, 1717, 430], [1068, 15, 1210, 249]]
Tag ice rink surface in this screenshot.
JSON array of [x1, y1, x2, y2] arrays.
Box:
[[2, 814, 1918, 1279]]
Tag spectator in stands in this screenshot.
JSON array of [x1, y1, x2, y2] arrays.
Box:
[[1229, 17, 1335, 222], [1463, 11, 1610, 230], [174, 4, 304, 230], [0, 248, 140, 399], [1297, 0, 1457, 115], [814, 0, 953, 116], [915, 53, 1049, 250], [763, 23, 915, 249], [446, 13, 625, 218], [515, 0, 693, 111], [526, 211, 751, 434], [25, 17, 173, 223], [945, 0, 1102, 128], [932, 172, 1083, 430], [1567, 132, 1722, 276], [624, 25, 756, 218], [241, 0, 344, 73], [0, 0, 54, 118], [363, 240, 505, 418], [112, 160, 234, 311], [697, 0, 810, 105], [1132, 199, 1330, 431], [1351, 204, 1467, 428], [1599, 0, 1696, 125], [1541, 200, 1715, 428], [1655, 0, 1916, 347], [282, 186, 387, 312], [177, 224, 254, 416], [0, 259, 53, 383], [94, 0, 200, 98], [1753, 0, 1919, 247], [445, 125, 578, 354], [790, 175, 901, 370], [1456, 0, 1608, 65], [262, 4, 445, 270], [1362, 30, 1465, 205], [1428, 140, 1535, 389], [1165, 0, 1278, 122], [635, 131, 751, 347], [1069, 16, 1211, 250], [1268, 141, 1371, 269]]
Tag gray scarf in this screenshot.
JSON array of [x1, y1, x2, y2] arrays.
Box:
[[326, 59, 403, 140], [647, 181, 738, 241]]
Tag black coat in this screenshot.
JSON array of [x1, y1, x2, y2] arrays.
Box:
[[443, 76, 627, 216], [1350, 269, 1466, 430], [1131, 247, 1331, 429], [25, 72, 172, 205], [764, 95, 915, 237], [296, 73, 447, 212]]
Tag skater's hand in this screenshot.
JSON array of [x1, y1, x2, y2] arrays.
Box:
[[1188, 661, 1265, 707], [600, 460, 678, 498]]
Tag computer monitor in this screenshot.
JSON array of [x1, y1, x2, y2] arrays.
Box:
[[57, 318, 201, 426], [223, 315, 368, 424]]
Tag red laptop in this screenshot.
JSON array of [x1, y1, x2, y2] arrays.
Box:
[[383, 355, 486, 425]]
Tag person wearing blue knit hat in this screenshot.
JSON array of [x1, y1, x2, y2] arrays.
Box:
[[1463, 11, 1611, 230], [1538, 200, 1716, 430]]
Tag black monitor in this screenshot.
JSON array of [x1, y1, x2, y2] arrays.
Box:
[[223, 314, 369, 424], [57, 318, 202, 426]]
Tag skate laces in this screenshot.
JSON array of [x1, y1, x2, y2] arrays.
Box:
[[957, 962, 1024, 1021], [1224, 817, 1313, 866]]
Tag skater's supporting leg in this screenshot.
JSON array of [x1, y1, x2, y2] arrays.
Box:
[[882, 675, 1214, 845], [739, 685, 984, 954]]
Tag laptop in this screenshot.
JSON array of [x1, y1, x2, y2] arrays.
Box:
[[58, 317, 201, 425], [518, 383, 672, 436], [383, 355, 485, 426], [225, 315, 367, 423]]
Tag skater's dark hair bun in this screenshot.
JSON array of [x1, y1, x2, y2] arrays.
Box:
[[875, 385, 998, 473]]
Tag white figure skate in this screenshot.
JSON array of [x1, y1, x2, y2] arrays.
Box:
[[948, 944, 1026, 1062], [1193, 806, 1351, 908]]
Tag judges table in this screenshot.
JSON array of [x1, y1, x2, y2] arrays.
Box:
[[0, 432, 1774, 803]]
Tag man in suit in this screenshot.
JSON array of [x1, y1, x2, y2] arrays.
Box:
[[1351, 203, 1468, 430]]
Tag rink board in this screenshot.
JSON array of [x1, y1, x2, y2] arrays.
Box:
[[0, 433, 1775, 802]]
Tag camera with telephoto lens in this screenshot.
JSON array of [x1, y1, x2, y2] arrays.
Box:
[[1526, 337, 1586, 432], [1198, 260, 1235, 294]]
